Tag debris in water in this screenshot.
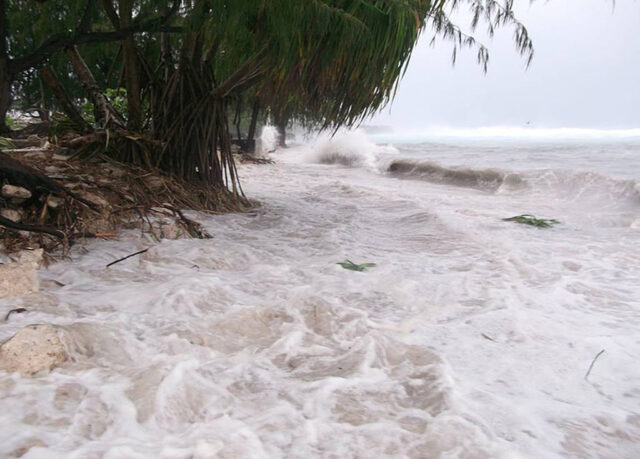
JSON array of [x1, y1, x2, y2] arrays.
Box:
[[503, 214, 560, 228], [337, 259, 377, 272]]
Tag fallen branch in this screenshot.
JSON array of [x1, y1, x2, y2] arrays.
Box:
[[106, 248, 149, 268], [0, 214, 65, 239], [585, 349, 606, 381], [0, 151, 100, 212], [5, 308, 28, 321]]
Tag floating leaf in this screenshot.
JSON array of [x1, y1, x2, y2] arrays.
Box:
[[337, 259, 377, 272], [503, 214, 560, 228]]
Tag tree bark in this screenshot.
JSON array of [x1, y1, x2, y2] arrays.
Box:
[[0, 0, 11, 133], [0, 66, 10, 133], [67, 46, 126, 129], [247, 100, 260, 143], [118, 0, 142, 131], [275, 114, 287, 148], [40, 67, 91, 133]]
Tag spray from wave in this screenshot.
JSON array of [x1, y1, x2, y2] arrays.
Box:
[[307, 130, 397, 169], [258, 126, 279, 155]]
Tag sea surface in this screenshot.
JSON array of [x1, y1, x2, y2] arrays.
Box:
[[1, 129, 639, 458]]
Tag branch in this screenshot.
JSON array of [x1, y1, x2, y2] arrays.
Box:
[[0, 214, 65, 239], [75, 0, 97, 38], [9, 21, 183, 74]]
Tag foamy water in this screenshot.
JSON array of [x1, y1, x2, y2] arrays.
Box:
[[1, 131, 639, 458]]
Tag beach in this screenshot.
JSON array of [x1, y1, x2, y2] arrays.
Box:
[[1, 131, 639, 458]]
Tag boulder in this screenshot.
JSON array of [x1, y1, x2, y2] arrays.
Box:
[[0, 249, 43, 299], [0, 324, 68, 376]]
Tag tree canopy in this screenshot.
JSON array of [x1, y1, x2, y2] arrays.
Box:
[[0, 0, 534, 190]]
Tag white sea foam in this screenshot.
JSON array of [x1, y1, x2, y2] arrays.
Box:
[[258, 126, 280, 155], [306, 130, 397, 170], [1, 132, 639, 458]]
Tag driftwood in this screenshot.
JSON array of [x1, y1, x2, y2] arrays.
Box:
[[585, 349, 606, 381], [0, 214, 65, 239], [106, 248, 149, 268], [0, 151, 99, 211]]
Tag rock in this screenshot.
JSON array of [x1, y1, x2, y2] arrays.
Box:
[[10, 438, 46, 457], [145, 176, 165, 191], [150, 220, 184, 240], [52, 153, 70, 161], [0, 208, 23, 223], [0, 249, 43, 299], [78, 190, 111, 210], [1, 184, 32, 201], [46, 196, 64, 210], [12, 248, 44, 267], [0, 324, 68, 376]]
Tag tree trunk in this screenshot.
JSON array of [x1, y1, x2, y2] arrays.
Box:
[[0, 0, 12, 133], [0, 67, 10, 133], [67, 46, 126, 129], [40, 67, 91, 133], [119, 0, 142, 131], [275, 115, 287, 148], [247, 99, 260, 151]]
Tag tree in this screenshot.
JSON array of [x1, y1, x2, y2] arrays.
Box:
[[1, 0, 534, 193]]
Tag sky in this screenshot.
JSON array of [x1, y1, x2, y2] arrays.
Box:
[[369, 0, 640, 131]]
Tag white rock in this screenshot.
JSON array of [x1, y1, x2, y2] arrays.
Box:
[[1, 184, 32, 200], [0, 249, 42, 299], [78, 191, 111, 210], [12, 248, 44, 267], [0, 208, 23, 223], [46, 196, 64, 210], [0, 325, 68, 376], [151, 220, 184, 240]]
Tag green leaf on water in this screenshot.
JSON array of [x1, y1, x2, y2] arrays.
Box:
[[503, 214, 560, 228], [337, 259, 377, 272]]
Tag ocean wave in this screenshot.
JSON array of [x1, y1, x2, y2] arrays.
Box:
[[307, 130, 398, 168], [386, 159, 519, 191], [385, 159, 640, 207], [525, 169, 640, 206]]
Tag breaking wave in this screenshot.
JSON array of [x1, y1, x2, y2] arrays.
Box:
[[386, 159, 521, 191], [385, 159, 640, 207], [307, 130, 398, 169]]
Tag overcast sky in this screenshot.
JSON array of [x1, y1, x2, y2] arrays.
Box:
[[370, 0, 640, 130]]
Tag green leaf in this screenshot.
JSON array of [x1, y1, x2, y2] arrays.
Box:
[[503, 214, 560, 228], [337, 259, 377, 271]]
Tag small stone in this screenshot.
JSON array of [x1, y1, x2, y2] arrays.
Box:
[[10, 438, 46, 457], [46, 196, 64, 210], [150, 220, 184, 240], [1, 184, 32, 200], [78, 191, 111, 209], [23, 151, 47, 159], [0, 208, 23, 223], [0, 324, 68, 376], [52, 153, 70, 161], [145, 176, 165, 191]]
